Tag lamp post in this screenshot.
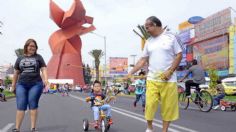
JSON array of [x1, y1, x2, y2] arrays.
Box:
[[90, 32, 107, 83], [130, 54, 137, 67]]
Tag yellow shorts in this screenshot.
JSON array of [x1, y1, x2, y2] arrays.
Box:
[[145, 80, 179, 121]]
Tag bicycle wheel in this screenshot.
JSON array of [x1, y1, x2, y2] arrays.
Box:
[[178, 92, 189, 109], [198, 90, 213, 112]]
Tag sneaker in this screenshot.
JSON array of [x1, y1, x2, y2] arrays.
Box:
[[145, 128, 153, 132], [186, 95, 191, 98], [212, 105, 219, 110], [12, 128, 20, 132], [133, 102, 137, 107], [108, 118, 113, 125], [31, 128, 38, 132]]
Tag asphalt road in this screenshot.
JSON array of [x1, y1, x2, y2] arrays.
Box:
[[0, 92, 235, 132]]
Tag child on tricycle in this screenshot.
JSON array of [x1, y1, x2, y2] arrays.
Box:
[[85, 80, 113, 130]]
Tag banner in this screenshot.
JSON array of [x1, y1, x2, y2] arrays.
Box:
[[229, 26, 236, 74], [193, 36, 228, 69], [194, 8, 232, 42], [109, 57, 128, 74], [178, 21, 193, 31]]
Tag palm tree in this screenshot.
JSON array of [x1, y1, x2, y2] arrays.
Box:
[[133, 25, 167, 50], [0, 21, 3, 35], [89, 49, 104, 81], [15, 48, 24, 57]]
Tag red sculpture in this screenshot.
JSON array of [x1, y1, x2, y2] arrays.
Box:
[[47, 0, 95, 85]]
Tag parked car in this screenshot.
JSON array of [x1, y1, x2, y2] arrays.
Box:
[[221, 77, 236, 95]]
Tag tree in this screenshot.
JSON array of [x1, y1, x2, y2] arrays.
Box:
[[15, 48, 24, 57], [207, 68, 219, 95], [4, 76, 12, 88], [0, 21, 3, 35], [83, 64, 92, 84], [89, 49, 104, 81], [133, 25, 168, 50]]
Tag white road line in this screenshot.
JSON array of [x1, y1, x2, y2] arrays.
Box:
[[112, 106, 198, 132], [0, 123, 14, 132], [70, 94, 197, 132]]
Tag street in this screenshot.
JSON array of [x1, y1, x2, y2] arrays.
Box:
[[0, 92, 235, 132]]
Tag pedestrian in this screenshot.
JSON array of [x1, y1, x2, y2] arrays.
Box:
[[11, 38, 48, 132], [179, 59, 206, 97], [133, 71, 146, 112], [127, 16, 183, 132]]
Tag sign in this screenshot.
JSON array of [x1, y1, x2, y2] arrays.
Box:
[[193, 36, 228, 69], [194, 8, 232, 42], [109, 57, 128, 74], [188, 16, 204, 24], [228, 26, 236, 74], [178, 21, 193, 31]]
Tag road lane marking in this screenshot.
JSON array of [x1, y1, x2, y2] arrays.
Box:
[[112, 106, 198, 132], [70, 94, 198, 132], [0, 123, 14, 132]]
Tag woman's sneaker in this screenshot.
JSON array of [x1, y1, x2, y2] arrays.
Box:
[[31, 128, 38, 132], [145, 128, 153, 132], [12, 128, 20, 132]]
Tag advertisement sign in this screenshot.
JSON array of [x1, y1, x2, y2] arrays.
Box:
[[193, 36, 228, 69], [229, 26, 236, 74], [178, 21, 193, 31], [109, 57, 128, 74], [194, 8, 232, 42]]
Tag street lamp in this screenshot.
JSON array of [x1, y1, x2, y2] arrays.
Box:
[[90, 32, 107, 82], [130, 54, 137, 67]]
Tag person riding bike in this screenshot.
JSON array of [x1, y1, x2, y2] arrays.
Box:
[[179, 59, 206, 99], [85, 80, 113, 129]]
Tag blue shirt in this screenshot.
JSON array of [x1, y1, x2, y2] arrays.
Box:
[[135, 79, 146, 95]]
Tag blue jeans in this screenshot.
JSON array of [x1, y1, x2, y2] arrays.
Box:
[[213, 93, 225, 106], [92, 104, 112, 120], [16, 81, 43, 111], [134, 93, 145, 107]]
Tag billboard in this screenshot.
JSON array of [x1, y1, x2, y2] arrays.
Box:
[[178, 21, 193, 31], [109, 57, 128, 74], [193, 36, 228, 69], [194, 8, 232, 42], [229, 26, 236, 74]]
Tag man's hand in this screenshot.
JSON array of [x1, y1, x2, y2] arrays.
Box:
[[160, 70, 173, 81], [10, 85, 16, 94]]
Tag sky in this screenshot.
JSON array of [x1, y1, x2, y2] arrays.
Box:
[[0, 0, 236, 67]]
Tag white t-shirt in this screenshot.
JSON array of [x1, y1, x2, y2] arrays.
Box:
[[142, 31, 183, 82]]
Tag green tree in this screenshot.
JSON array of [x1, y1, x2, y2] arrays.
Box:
[[15, 48, 24, 57], [0, 21, 3, 35], [89, 49, 104, 81], [4, 76, 12, 87], [83, 64, 92, 84], [207, 68, 219, 95]]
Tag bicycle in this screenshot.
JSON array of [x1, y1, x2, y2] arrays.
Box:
[[178, 82, 213, 112]]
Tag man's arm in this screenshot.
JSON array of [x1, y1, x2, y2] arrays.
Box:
[[162, 53, 182, 81], [128, 57, 148, 76]]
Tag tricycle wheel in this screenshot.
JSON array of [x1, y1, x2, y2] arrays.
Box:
[[83, 119, 89, 131]]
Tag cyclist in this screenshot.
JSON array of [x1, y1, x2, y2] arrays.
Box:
[[179, 59, 206, 98], [85, 80, 113, 128]]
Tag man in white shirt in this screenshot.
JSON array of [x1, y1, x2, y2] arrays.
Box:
[[127, 16, 182, 132]]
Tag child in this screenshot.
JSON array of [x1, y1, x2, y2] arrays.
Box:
[[86, 80, 113, 128], [133, 71, 146, 112], [212, 80, 225, 110], [0, 86, 6, 102]]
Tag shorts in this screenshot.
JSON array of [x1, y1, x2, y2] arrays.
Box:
[[16, 81, 43, 111], [145, 80, 179, 121]]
